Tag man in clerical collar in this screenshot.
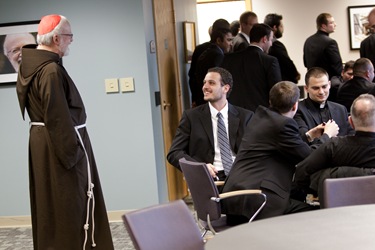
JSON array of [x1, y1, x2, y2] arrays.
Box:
[[294, 67, 354, 146]]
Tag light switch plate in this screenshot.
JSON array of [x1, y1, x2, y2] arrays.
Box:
[[120, 77, 135, 92], [105, 78, 119, 93]]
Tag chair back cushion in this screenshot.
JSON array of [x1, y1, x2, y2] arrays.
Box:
[[122, 200, 204, 250], [323, 175, 375, 208], [179, 158, 222, 221]]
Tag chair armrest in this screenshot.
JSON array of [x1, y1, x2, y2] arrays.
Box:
[[214, 181, 225, 186], [211, 189, 262, 201]]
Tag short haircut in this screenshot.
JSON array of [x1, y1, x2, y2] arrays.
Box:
[[343, 60, 355, 72], [350, 94, 375, 127], [316, 13, 332, 29], [264, 13, 283, 28], [304, 67, 329, 86], [210, 28, 231, 43], [239, 11, 257, 24], [207, 67, 233, 97], [212, 19, 230, 33], [230, 20, 240, 36], [353, 58, 373, 76], [250, 23, 272, 43], [269, 81, 300, 113]]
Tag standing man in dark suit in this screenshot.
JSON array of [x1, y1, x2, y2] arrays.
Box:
[[167, 67, 253, 181], [303, 13, 343, 79], [188, 19, 230, 107], [232, 11, 258, 52], [294, 67, 352, 146], [222, 23, 282, 112], [221, 81, 315, 224], [264, 13, 300, 83], [195, 28, 233, 103], [360, 8, 375, 82], [337, 58, 375, 112]]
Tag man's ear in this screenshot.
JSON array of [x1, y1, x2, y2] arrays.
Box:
[[348, 116, 355, 129], [291, 101, 298, 111]]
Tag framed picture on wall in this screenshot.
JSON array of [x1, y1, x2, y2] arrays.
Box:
[[183, 21, 196, 63], [348, 5, 375, 50], [0, 20, 39, 84]]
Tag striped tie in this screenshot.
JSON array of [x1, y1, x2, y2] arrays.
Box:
[[217, 112, 233, 175]]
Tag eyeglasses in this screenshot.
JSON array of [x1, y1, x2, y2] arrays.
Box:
[[60, 33, 73, 38], [6, 47, 21, 57]]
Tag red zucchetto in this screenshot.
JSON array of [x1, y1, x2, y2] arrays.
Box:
[[38, 14, 61, 35]]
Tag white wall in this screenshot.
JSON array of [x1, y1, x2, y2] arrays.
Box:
[[196, 0, 374, 84]]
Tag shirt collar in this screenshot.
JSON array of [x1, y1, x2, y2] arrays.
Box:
[[208, 102, 229, 119]]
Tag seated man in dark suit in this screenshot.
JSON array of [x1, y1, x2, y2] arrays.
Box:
[[167, 67, 253, 181], [222, 23, 282, 111], [328, 60, 354, 102], [337, 58, 375, 112], [295, 94, 375, 201], [221, 81, 316, 224], [294, 67, 353, 146]]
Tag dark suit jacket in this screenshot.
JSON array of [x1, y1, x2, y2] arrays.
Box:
[[295, 131, 375, 199], [195, 44, 225, 105], [360, 34, 375, 82], [303, 30, 343, 79], [221, 45, 282, 111], [232, 33, 249, 52], [221, 106, 311, 220], [294, 98, 354, 145], [336, 76, 375, 112], [188, 41, 211, 105], [167, 103, 253, 171], [269, 40, 299, 83]]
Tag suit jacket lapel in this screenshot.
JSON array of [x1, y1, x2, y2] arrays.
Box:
[[199, 104, 214, 148], [228, 104, 240, 150], [305, 99, 321, 125]]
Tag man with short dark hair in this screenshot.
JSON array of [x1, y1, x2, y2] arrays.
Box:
[[328, 60, 354, 102], [167, 67, 253, 181], [232, 11, 258, 52], [294, 67, 352, 146], [337, 58, 375, 112], [303, 13, 343, 79], [264, 13, 300, 83], [188, 19, 230, 107], [222, 23, 282, 111], [221, 81, 315, 224]]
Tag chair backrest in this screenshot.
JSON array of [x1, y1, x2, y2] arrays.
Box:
[[323, 175, 375, 208], [122, 200, 204, 250], [179, 158, 222, 222]]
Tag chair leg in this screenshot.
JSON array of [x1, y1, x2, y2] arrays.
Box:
[[248, 193, 267, 222], [207, 214, 218, 235]]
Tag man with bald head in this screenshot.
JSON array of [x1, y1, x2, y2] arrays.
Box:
[[295, 94, 375, 202], [3, 33, 36, 72], [337, 58, 375, 112], [16, 14, 114, 249]]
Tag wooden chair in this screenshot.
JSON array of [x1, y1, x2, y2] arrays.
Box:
[[122, 200, 204, 250], [179, 158, 267, 237], [322, 175, 375, 208]]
